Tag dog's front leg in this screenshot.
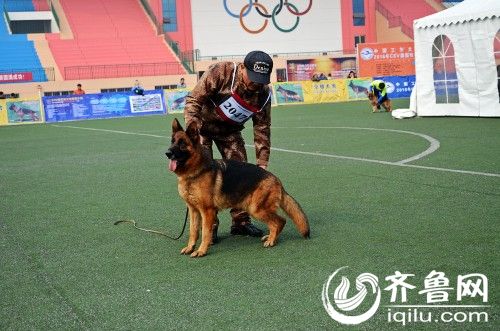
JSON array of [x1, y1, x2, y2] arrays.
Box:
[[190, 208, 216, 258], [181, 205, 200, 255]]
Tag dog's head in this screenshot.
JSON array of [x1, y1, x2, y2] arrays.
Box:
[[367, 91, 375, 100], [165, 118, 200, 173]]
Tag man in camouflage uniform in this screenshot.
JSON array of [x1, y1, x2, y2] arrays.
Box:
[[184, 50, 273, 240]]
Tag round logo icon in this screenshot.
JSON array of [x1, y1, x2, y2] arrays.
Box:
[[360, 48, 374, 61], [386, 82, 395, 94], [322, 266, 381, 325]]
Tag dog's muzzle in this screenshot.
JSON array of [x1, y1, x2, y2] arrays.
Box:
[[165, 149, 174, 160]]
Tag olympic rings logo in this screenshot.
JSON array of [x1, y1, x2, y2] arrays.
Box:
[[223, 0, 313, 34]]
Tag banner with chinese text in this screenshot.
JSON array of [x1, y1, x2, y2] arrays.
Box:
[[358, 42, 415, 77], [287, 57, 357, 81], [43, 91, 165, 122]]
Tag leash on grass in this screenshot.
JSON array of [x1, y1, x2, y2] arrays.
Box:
[[114, 208, 188, 240]]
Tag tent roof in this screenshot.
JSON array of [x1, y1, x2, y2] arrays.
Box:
[[414, 0, 500, 29]]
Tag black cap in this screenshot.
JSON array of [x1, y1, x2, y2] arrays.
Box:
[[244, 50, 273, 85]]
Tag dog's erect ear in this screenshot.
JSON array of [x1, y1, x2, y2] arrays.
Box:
[[185, 121, 200, 144], [172, 118, 184, 133]]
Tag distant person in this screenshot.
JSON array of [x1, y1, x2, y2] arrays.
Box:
[[132, 80, 144, 96], [0, 91, 5, 99], [311, 73, 320, 82], [178, 77, 187, 88], [74, 84, 85, 95], [347, 71, 357, 78], [368, 79, 392, 112], [318, 73, 328, 81]]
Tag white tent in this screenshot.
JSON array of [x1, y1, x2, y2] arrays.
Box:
[[412, 0, 500, 117]]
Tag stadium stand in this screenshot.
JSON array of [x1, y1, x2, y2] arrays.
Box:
[[376, 0, 437, 39], [48, 0, 185, 80], [33, 0, 50, 11], [0, 1, 48, 82], [3, 0, 34, 11]]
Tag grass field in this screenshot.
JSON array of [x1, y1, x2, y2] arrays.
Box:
[[1, 99, 499, 330]]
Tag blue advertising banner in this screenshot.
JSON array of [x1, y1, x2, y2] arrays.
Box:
[[373, 75, 416, 99], [43, 91, 165, 122]]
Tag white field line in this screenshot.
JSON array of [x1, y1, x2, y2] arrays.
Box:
[[272, 126, 440, 165], [52, 124, 500, 178]]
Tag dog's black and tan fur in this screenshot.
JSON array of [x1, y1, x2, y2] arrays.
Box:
[[366, 91, 392, 112], [166, 118, 310, 257]]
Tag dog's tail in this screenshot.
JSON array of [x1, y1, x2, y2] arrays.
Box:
[[280, 190, 310, 238]]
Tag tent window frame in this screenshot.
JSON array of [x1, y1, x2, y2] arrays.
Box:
[[432, 34, 459, 104], [495, 29, 500, 102]]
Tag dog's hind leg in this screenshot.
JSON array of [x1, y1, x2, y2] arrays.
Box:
[[181, 205, 200, 255], [383, 100, 392, 112], [254, 212, 286, 248], [190, 208, 217, 257]]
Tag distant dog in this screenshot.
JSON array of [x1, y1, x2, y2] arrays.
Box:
[[9, 104, 39, 121], [276, 85, 303, 102], [366, 91, 392, 113], [171, 95, 186, 110], [166, 118, 310, 257], [348, 80, 369, 95]]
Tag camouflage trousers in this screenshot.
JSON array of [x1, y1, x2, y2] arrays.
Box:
[[200, 131, 251, 225]]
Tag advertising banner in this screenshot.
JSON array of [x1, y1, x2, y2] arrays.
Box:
[[345, 78, 373, 100], [43, 91, 165, 122], [0, 72, 33, 83], [358, 42, 415, 77], [0, 98, 43, 125], [302, 80, 348, 104], [165, 89, 189, 114], [273, 83, 305, 105], [287, 57, 357, 81], [373, 75, 416, 99]]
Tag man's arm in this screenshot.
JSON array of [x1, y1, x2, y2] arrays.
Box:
[[184, 64, 223, 126], [252, 97, 271, 169], [377, 88, 387, 104]]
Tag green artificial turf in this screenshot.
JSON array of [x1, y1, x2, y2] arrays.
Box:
[[1, 99, 498, 330]]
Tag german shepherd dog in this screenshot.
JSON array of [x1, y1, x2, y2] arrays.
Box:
[[348, 80, 369, 96], [276, 85, 303, 102], [366, 91, 392, 113], [9, 104, 39, 122], [166, 118, 310, 257]]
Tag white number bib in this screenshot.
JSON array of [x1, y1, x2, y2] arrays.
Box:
[[216, 95, 258, 124]]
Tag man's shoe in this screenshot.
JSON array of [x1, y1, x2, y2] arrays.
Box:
[[230, 222, 264, 237]]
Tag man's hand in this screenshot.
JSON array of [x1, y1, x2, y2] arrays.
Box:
[[259, 165, 267, 170]]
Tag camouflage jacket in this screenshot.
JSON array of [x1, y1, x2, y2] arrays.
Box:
[[184, 61, 272, 167]]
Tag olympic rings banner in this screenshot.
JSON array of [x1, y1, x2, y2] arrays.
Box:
[[192, 1, 341, 56], [223, 0, 313, 34], [0, 98, 44, 126]]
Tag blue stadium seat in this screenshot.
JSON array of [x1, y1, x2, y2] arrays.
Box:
[[0, 4, 47, 82]]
